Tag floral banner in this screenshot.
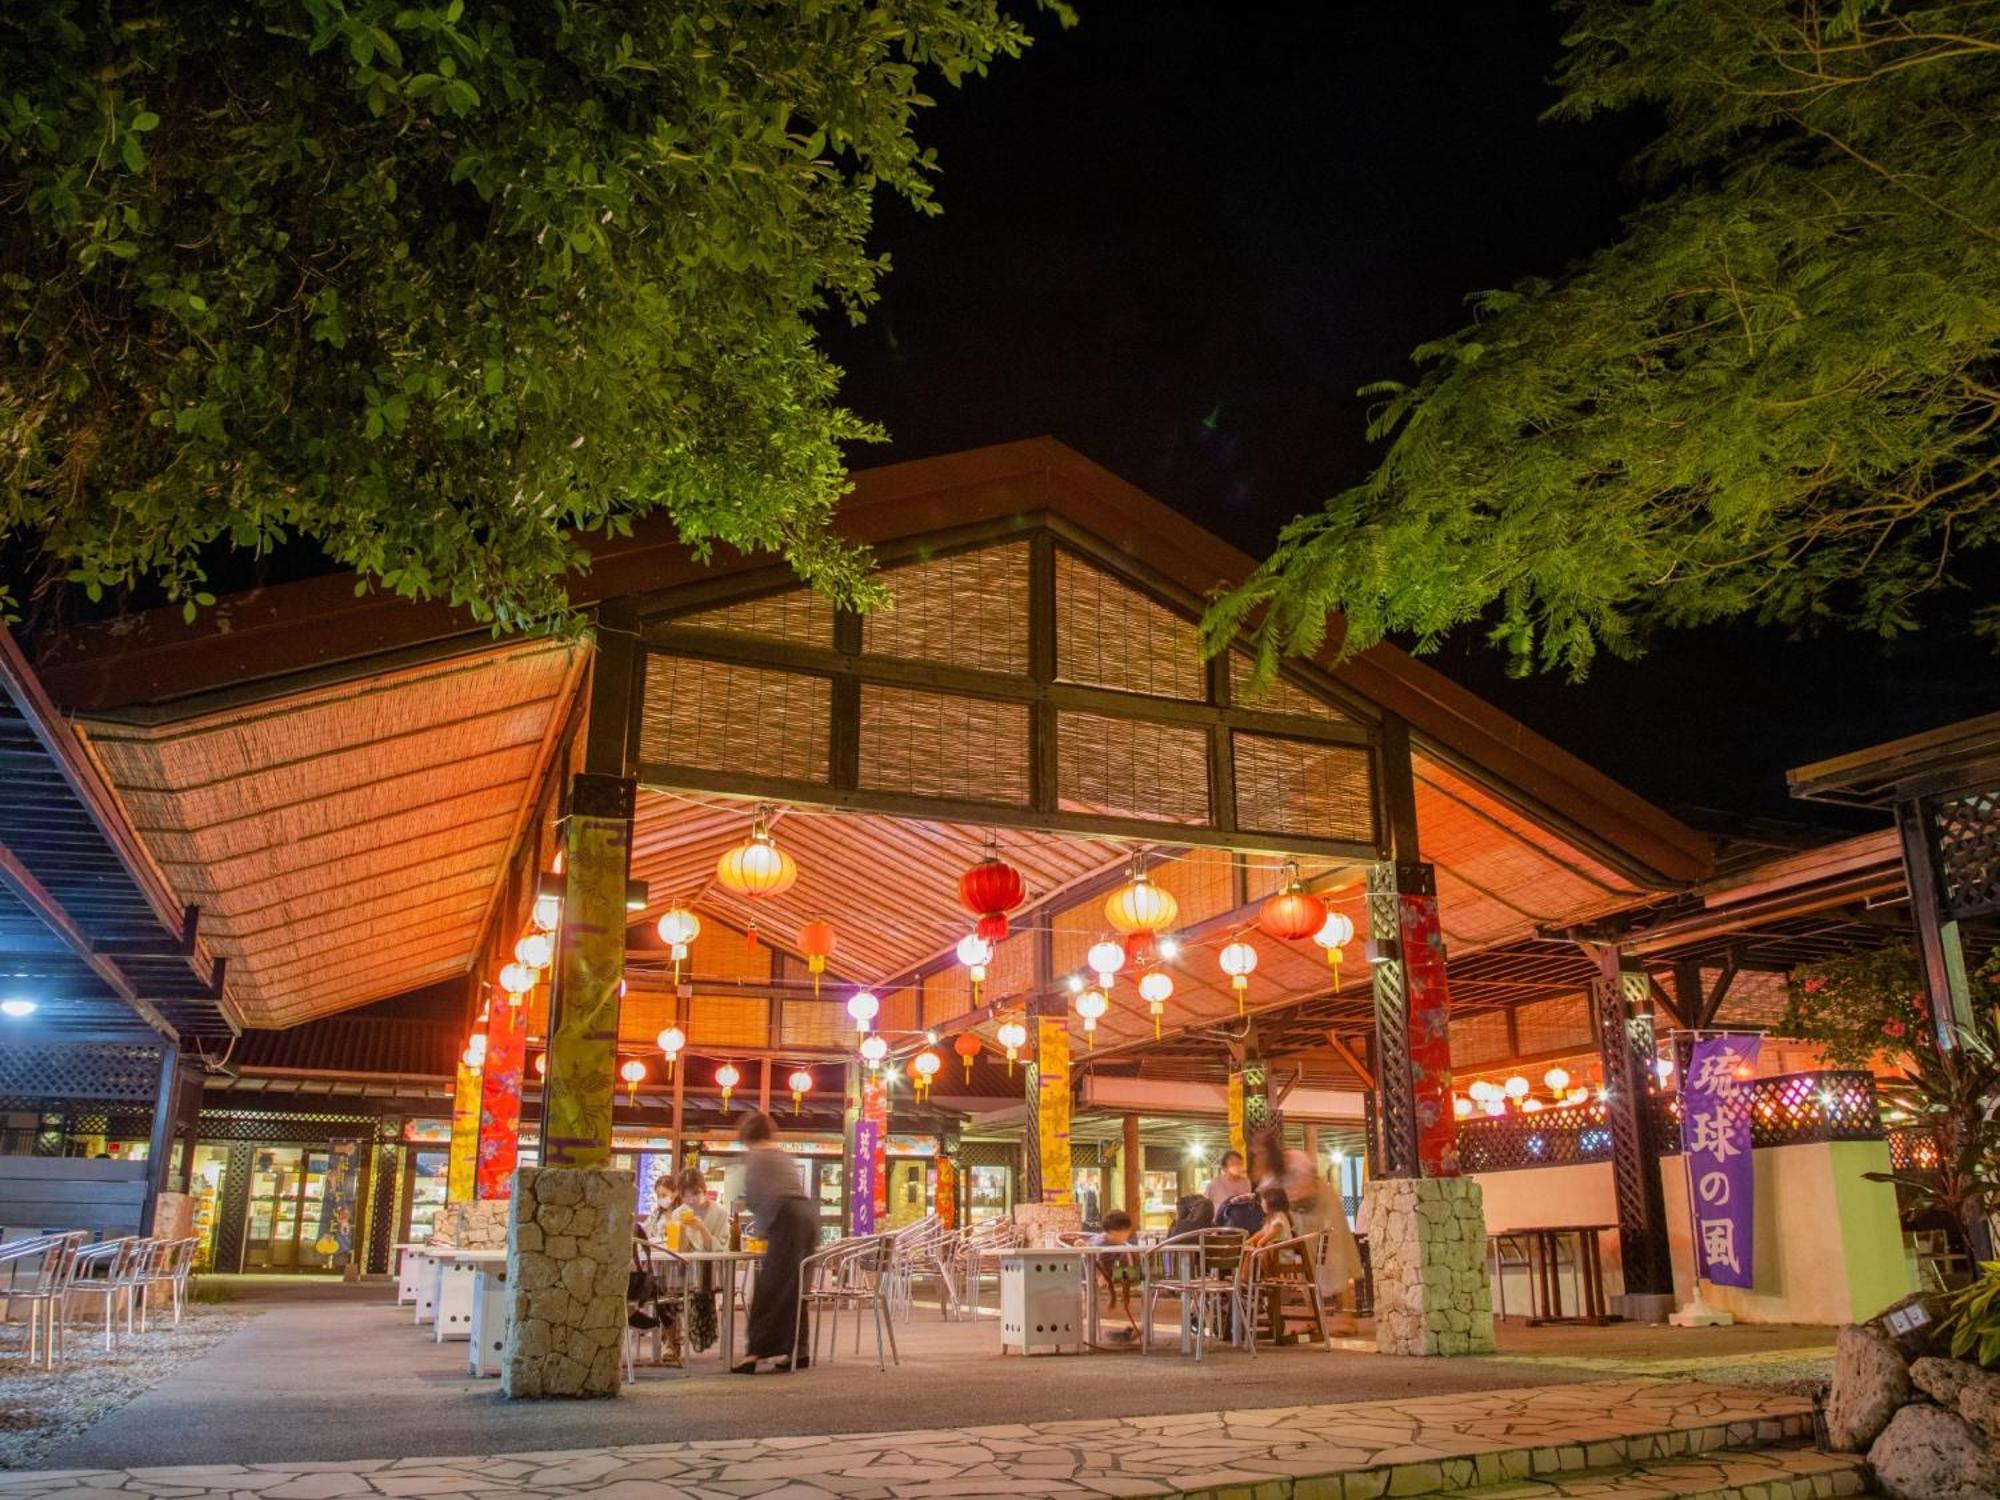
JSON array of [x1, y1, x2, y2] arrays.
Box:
[[1399, 891, 1460, 1177], [544, 812, 629, 1168], [1035, 1017, 1072, 1205], [447, 1058, 481, 1205], [1681, 1033, 1762, 1289], [476, 992, 526, 1199]]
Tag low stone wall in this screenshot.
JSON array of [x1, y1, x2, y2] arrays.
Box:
[[501, 1167, 632, 1399], [1364, 1176, 1495, 1357], [1013, 1202, 1082, 1246], [445, 1199, 509, 1248]]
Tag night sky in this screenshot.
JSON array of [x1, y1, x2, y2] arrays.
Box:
[[820, 1, 1996, 829]]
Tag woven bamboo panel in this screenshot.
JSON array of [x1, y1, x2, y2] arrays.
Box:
[[1057, 711, 1210, 824], [690, 995, 770, 1048], [1054, 550, 1204, 700], [863, 543, 1029, 673], [1150, 848, 1236, 927], [1232, 733, 1372, 843], [641, 655, 829, 782], [618, 986, 676, 1050], [920, 968, 968, 1022], [1449, 1010, 1511, 1068], [879, 985, 920, 1033], [780, 1000, 846, 1049], [1049, 900, 1092, 981], [979, 930, 1035, 1003], [858, 686, 1031, 805], [686, 918, 773, 983], [1229, 651, 1352, 722], [1514, 994, 1593, 1055], [676, 588, 834, 646], [1243, 855, 1350, 902]]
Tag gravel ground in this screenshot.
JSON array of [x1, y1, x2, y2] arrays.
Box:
[[1505, 1345, 1835, 1397], [0, 1305, 261, 1470]]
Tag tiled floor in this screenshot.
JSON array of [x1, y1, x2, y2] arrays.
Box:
[[0, 1380, 1829, 1500]]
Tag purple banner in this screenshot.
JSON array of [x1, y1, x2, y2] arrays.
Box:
[[852, 1120, 880, 1235], [1680, 1034, 1762, 1289]]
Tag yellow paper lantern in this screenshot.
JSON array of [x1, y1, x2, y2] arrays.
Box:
[[716, 822, 798, 900], [1104, 871, 1179, 937]]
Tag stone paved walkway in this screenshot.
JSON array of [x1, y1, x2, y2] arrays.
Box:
[[0, 1380, 1826, 1500]]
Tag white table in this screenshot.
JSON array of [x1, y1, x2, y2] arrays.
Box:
[[410, 1247, 447, 1325], [457, 1252, 510, 1376], [432, 1248, 504, 1344], [663, 1247, 761, 1365], [392, 1242, 429, 1306]]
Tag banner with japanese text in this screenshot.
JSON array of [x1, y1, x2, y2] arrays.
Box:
[[1680, 1033, 1762, 1289], [1035, 1017, 1073, 1205], [852, 1119, 880, 1234]]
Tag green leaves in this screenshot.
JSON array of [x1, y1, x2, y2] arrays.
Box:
[[0, 0, 1069, 628], [1212, 0, 2000, 681]]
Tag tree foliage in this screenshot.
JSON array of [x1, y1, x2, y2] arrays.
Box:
[[0, 0, 1064, 627], [1209, 0, 2000, 680]]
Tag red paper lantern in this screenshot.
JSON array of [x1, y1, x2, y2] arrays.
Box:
[[1259, 886, 1325, 943], [952, 1032, 984, 1080], [797, 919, 837, 995], [958, 856, 1024, 943]]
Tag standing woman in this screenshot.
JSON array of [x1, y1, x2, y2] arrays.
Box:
[[733, 1110, 816, 1373], [1248, 1127, 1362, 1336]]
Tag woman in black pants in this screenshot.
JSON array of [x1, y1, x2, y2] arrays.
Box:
[[733, 1110, 815, 1373]]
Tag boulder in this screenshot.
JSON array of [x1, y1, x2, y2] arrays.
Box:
[[1911, 1356, 1986, 1407], [1959, 1367, 2000, 1441], [1826, 1324, 1911, 1452], [1867, 1403, 2000, 1500]]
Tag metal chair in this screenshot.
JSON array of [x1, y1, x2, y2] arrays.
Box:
[[1236, 1233, 1327, 1356], [889, 1216, 958, 1320], [71, 1236, 150, 1351], [625, 1238, 693, 1380], [133, 1236, 199, 1330], [1, 1231, 89, 1369], [796, 1234, 899, 1370], [954, 1217, 1019, 1320], [1140, 1228, 1245, 1361]]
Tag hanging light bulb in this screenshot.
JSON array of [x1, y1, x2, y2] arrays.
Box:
[[912, 1050, 941, 1101], [1138, 970, 1173, 1039], [859, 1034, 889, 1070], [499, 962, 536, 999], [797, 920, 837, 996], [1086, 939, 1125, 991], [656, 1026, 685, 1079], [956, 934, 993, 1004], [996, 1019, 1028, 1075], [1074, 988, 1108, 1047], [656, 906, 701, 984], [1543, 1066, 1571, 1094], [514, 932, 554, 970], [847, 990, 880, 1034], [532, 892, 562, 933], [1313, 909, 1356, 977], [715, 1062, 741, 1109], [1219, 940, 1259, 1012], [788, 1067, 813, 1115], [620, 1058, 646, 1104]]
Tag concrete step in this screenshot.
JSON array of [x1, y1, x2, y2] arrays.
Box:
[[1435, 1442, 1868, 1500]]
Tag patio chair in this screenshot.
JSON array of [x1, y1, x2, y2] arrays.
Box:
[[70, 1236, 151, 1351], [1, 1231, 88, 1369], [133, 1236, 199, 1330], [1236, 1234, 1327, 1356], [1487, 1232, 1534, 1319], [625, 1238, 693, 1381], [954, 1217, 1020, 1320], [889, 1216, 958, 1320], [1139, 1228, 1245, 1361], [796, 1233, 899, 1371]]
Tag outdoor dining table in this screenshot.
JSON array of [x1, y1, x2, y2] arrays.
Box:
[[1512, 1225, 1616, 1326], [646, 1245, 761, 1366], [392, 1242, 429, 1307], [432, 1247, 506, 1345], [997, 1243, 1142, 1355]]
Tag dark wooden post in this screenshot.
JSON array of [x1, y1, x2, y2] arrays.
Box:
[[141, 1042, 180, 1231], [1590, 946, 1675, 1304], [1896, 795, 1981, 1050]]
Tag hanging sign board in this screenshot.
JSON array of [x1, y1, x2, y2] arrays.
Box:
[[1681, 1033, 1762, 1289]]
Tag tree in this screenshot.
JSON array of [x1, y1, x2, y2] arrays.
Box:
[[0, 0, 1066, 628], [1207, 1, 2000, 680]]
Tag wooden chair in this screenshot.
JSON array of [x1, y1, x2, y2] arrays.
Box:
[[1237, 1234, 1327, 1355]]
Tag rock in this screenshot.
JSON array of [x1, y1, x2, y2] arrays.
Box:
[[1959, 1368, 2000, 1441], [1911, 1356, 1983, 1406], [1826, 1324, 1909, 1452], [1867, 1403, 2000, 1500]]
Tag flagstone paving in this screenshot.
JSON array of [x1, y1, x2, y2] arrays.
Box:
[[0, 1380, 1850, 1500]]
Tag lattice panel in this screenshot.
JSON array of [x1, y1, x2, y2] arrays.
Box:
[[1054, 550, 1205, 700], [1594, 972, 1674, 1294], [1232, 733, 1373, 844], [1057, 711, 1210, 824], [688, 996, 769, 1048], [857, 686, 1031, 806], [1229, 651, 1352, 723], [863, 543, 1030, 674], [193, 1110, 381, 1143], [674, 588, 834, 646], [1367, 866, 1419, 1179], [1514, 994, 1594, 1055], [640, 655, 829, 782], [1934, 790, 2000, 920], [1457, 1098, 1615, 1172], [1447, 1010, 1511, 1068], [780, 999, 846, 1049], [0, 1043, 164, 1103]]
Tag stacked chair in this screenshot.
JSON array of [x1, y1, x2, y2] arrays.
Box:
[[0, 1230, 199, 1369]]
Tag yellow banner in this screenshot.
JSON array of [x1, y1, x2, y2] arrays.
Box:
[[1035, 1017, 1072, 1205], [544, 812, 629, 1168], [1227, 1072, 1245, 1162], [447, 1059, 481, 1205]]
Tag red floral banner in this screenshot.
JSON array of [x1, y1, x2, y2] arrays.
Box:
[[476, 991, 526, 1199], [1399, 891, 1461, 1177]]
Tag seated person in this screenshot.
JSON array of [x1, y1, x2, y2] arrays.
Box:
[[1243, 1186, 1293, 1250], [668, 1167, 730, 1250], [642, 1173, 679, 1243], [1090, 1209, 1142, 1338], [1163, 1193, 1215, 1243]]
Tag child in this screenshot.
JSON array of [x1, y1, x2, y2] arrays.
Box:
[[1243, 1186, 1293, 1249], [1091, 1209, 1142, 1339]]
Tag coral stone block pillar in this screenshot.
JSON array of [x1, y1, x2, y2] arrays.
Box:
[[1364, 1176, 1495, 1356], [502, 1166, 632, 1398]]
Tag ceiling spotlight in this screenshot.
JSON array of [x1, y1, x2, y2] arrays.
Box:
[[1, 998, 37, 1018]]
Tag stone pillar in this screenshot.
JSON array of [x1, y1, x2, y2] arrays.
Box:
[[503, 1166, 633, 1398], [543, 772, 635, 1168], [1363, 1177, 1494, 1356], [1592, 950, 1676, 1313], [477, 988, 527, 1199], [1367, 862, 1459, 1179]]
